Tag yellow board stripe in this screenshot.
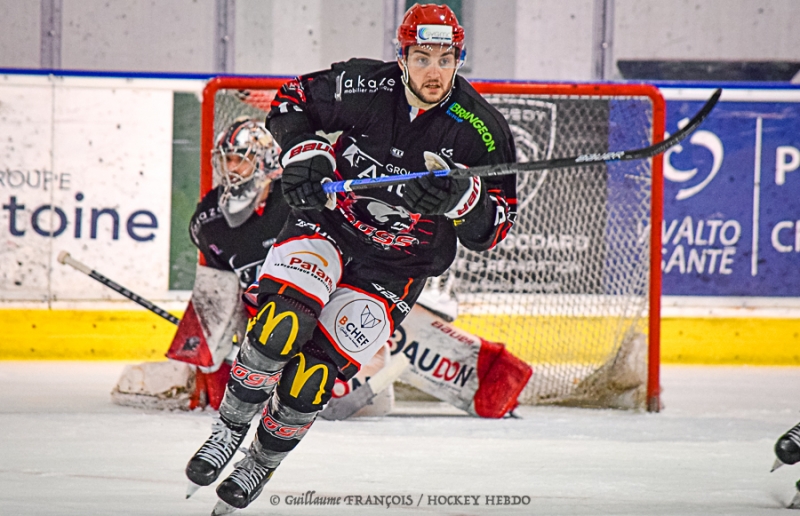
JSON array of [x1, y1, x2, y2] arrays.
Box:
[[661, 317, 800, 365], [0, 309, 181, 360], [453, 315, 800, 366], [0, 309, 797, 365]]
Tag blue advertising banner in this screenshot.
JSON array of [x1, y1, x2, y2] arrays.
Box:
[[661, 88, 800, 297]]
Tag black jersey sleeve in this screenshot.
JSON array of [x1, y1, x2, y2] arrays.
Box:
[[267, 59, 392, 148], [449, 84, 517, 252], [188, 191, 230, 272]]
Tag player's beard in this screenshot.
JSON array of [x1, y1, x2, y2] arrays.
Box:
[[408, 72, 455, 106]]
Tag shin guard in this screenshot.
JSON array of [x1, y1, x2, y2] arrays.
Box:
[[254, 351, 337, 468], [221, 294, 318, 426]]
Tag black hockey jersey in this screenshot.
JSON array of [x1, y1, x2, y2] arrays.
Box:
[[189, 182, 291, 287], [268, 59, 516, 277]]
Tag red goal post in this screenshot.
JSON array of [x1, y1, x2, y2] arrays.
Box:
[[200, 76, 664, 412]]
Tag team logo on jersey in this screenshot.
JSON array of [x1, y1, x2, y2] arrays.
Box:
[[338, 195, 420, 248], [335, 300, 387, 353]]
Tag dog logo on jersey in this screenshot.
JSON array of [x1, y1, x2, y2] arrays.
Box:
[[335, 300, 387, 353], [360, 305, 382, 329]]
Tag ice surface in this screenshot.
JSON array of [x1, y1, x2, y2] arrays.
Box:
[[1, 362, 799, 515]]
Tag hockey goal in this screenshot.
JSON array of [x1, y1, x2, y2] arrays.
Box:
[[200, 77, 664, 412]]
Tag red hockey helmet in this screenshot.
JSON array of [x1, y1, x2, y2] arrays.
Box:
[[396, 3, 465, 60]]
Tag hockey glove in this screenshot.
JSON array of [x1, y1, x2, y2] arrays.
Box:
[[280, 135, 337, 211], [403, 151, 482, 218]]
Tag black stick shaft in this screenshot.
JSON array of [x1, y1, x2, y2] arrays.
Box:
[[88, 271, 180, 325], [324, 88, 722, 193], [58, 251, 180, 325]]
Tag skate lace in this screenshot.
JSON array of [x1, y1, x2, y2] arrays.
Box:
[[787, 423, 800, 447], [195, 417, 245, 469], [229, 448, 272, 495]]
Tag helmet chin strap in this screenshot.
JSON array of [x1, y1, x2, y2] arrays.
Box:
[[399, 58, 456, 110]]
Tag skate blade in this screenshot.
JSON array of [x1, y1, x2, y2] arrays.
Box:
[[790, 491, 800, 509], [211, 500, 238, 515], [186, 481, 202, 499], [772, 458, 785, 472]]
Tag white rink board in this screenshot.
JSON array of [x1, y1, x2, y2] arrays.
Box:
[[0, 74, 203, 305]]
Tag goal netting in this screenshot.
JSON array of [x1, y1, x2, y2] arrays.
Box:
[[200, 78, 664, 412]]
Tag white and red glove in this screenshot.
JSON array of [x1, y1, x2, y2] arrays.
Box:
[[403, 151, 482, 218]]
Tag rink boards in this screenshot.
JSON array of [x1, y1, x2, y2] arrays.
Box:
[[0, 73, 799, 365]]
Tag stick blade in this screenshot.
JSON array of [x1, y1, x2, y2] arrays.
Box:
[[319, 383, 375, 421]]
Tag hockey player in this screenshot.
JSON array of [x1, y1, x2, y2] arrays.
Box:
[[187, 4, 517, 513], [191, 117, 287, 286]]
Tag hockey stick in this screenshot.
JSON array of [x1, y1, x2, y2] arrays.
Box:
[[323, 88, 722, 194], [57, 251, 180, 325]]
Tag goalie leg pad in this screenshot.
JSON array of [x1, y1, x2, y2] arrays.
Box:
[[254, 349, 337, 467], [473, 340, 533, 418]]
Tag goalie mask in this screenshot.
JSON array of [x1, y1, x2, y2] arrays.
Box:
[[213, 118, 281, 228]]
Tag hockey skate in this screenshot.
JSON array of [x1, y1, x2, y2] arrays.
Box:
[[790, 480, 800, 509], [185, 416, 250, 498], [773, 422, 800, 472], [213, 446, 275, 513]]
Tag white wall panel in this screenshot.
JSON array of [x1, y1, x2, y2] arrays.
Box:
[[514, 0, 595, 81], [0, 0, 40, 68], [320, 0, 384, 67], [235, 0, 274, 75], [0, 80, 54, 299], [615, 0, 800, 62], [269, 1, 323, 75], [60, 0, 215, 73], [466, 0, 517, 80]]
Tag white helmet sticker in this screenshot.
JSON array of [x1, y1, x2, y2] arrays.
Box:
[[416, 24, 454, 45]]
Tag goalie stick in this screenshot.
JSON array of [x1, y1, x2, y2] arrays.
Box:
[[322, 88, 722, 194], [57, 251, 180, 325], [319, 352, 411, 421], [59, 250, 404, 416]]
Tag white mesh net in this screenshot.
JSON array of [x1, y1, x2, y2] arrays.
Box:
[[207, 86, 656, 410], [449, 94, 655, 408]]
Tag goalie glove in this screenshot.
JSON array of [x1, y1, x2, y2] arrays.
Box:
[[280, 135, 337, 211], [403, 151, 482, 218]]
